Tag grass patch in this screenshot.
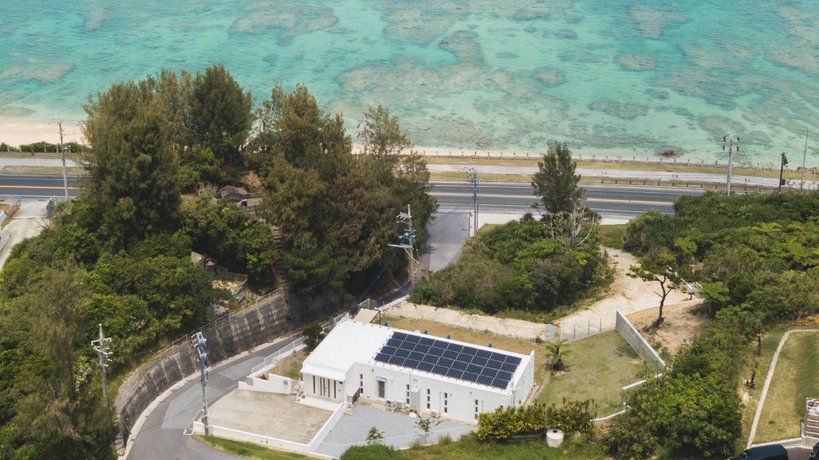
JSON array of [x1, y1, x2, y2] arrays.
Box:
[[267, 350, 308, 380], [537, 331, 647, 414], [597, 224, 627, 250], [400, 433, 605, 459], [383, 317, 646, 411], [196, 435, 308, 459], [424, 156, 809, 180], [754, 330, 819, 443], [739, 325, 790, 443], [0, 165, 86, 176]]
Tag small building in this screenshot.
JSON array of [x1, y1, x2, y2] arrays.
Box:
[[299, 320, 535, 423]]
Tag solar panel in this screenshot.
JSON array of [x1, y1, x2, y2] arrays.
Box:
[[373, 332, 523, 389], [393, 332, 409, 341], [471, 356, 488, 366], [477, 374, 494, 386], [487, 359, 504, 370], [500, 362, 517, 373]]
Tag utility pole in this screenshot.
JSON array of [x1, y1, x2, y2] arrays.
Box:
[[801, 129, 809, 191], [722, 134, 739, 195], [192, 332, 209, 436], [468, 168, 478, 236], [388, 204, 418, 265], [57, 122, 69, 201], [91, 323, 112, 406], [778, 152, 788, 191]]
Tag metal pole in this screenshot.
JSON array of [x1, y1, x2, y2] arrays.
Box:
[[468, 169, 478, 236], [778, 152, 788, 191], [722, 134, 739, 195], [801, 129, 809, 191], [58, 122, 69, 201], [192, 332, 209, 436], [91, 323, 111, 406]]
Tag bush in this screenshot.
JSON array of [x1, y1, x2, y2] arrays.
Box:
[[476, 399, 596, 442], [412, 219, 609, 314], [341, 444, 401, 459]]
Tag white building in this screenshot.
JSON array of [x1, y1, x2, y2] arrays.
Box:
[[300, 320, 535, 423]]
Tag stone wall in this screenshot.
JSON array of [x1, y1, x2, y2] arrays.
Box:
[[115, 290, 289, 446]]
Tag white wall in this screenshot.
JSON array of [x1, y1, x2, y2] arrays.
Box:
[[347, 362, 530, 423], [238, 373, 295, 395], [300, 373, 346, 402]]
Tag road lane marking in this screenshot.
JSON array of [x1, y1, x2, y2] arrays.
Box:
[[431, 191, 672, 206], [0, 185, 80, 190]]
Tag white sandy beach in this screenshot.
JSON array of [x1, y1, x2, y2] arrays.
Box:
[[0, 119, 85, 146]]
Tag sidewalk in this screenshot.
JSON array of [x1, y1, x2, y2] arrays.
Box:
[[0, 199, 49, 267]]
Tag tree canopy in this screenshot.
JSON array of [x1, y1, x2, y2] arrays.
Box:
[[532, 141, 584, 217]]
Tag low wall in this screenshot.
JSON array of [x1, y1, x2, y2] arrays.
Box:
[[115, 290, 290, 447], [239, 374, 295, 395], [615, 311, 666, 372], [308, 403, 346, 451]]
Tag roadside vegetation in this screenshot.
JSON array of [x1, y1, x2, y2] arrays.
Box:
[[605, 191, 819, 459], [755, 331, 819, 442], [412, 142, 611, 315], [197, 435, 308, 459], [0, 65, 433, 458]]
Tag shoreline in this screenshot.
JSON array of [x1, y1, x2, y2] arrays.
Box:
[[2, 119, 816, 169], [0, 119, 85, 146]]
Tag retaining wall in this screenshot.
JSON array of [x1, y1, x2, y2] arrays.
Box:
[[115, 291, 290, 446], [615, 310, 666, 372]]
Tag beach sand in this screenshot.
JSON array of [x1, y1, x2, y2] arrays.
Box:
[[0, 119, 85, 146]]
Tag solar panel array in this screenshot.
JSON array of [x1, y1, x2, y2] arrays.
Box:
[[373, 331, 521, 389]]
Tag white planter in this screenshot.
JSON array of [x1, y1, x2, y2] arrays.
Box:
[[546, 428, 564, 447]]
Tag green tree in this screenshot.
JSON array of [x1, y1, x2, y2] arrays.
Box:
[[188, 64, 254, 170], [628, 248, 681, 327], [546, 331, 569, 371], [365, 426, 384, 445], [531, 141, 584, 218], [82, 80, 181, 249], [303, 323, 324, 350], [358, 105, 411, 159]]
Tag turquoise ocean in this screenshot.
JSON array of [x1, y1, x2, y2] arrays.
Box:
[[1, 0, 818, 166]]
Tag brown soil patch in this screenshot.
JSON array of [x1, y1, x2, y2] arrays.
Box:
[[627, 300, 708, 356]]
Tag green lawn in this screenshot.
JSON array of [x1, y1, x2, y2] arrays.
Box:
[[754, 330, 819, 443], [342, 435, 606, 460], [537, 332, 648, 415], [196, 435, 308, 459], [597, 224, 627, 249]]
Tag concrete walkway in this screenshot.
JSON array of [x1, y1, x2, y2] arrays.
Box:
[[0, 199, 49, 267], [747, 329, 819, 448]]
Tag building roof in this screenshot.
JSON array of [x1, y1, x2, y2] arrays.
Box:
[[301, 320, 530, 392], [301, 320, 392, 382]]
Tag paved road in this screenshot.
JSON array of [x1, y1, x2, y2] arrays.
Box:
[[431, 181, 703, 220], [427, 163, 814, 189], [0, 174, 81, 198], [127, 336, 300, 460]]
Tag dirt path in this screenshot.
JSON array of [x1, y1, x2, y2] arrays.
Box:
[[388, 248, 694, 342], [554, 248, 691, 339], [0, 200, 49, 268]]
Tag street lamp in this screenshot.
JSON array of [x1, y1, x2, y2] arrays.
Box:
[[778, 152, 788, 191]]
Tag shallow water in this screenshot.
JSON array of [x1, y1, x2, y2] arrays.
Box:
[[0, 0, 817, 166]]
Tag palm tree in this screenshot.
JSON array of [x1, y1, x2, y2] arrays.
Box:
[[547, 331, 569, 372]]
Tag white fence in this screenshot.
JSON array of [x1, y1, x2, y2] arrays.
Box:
[[615, 311, 666, 372]]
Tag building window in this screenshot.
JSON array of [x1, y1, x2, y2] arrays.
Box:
[[312, 376, 316, 394], [359, 374, 363, 389], [444, 392, 448, 414], [377, 379, 385, 399], [406, 384, 410, 404], [334, 380, 337, 400], [474, 399, 479, 420]]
